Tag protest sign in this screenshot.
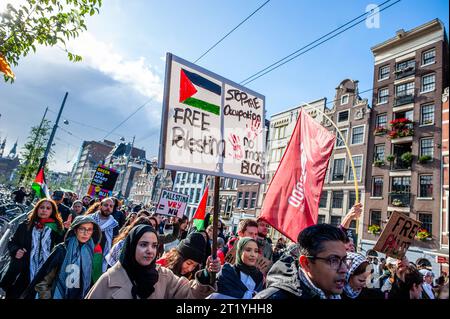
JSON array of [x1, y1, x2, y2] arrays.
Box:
[[87, 165, 119, 199], [159, 53, 265, 183], [373, 211, 421, 259], [155, 189, 189, 218]]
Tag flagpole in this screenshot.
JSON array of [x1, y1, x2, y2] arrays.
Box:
[[301, 102, 360, 204], [210, 175, 220, 285]]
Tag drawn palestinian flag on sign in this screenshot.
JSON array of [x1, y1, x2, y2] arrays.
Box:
[[179, 68, 221, 115]]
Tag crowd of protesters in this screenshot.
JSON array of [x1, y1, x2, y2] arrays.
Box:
[[0, 191, 448, 300]]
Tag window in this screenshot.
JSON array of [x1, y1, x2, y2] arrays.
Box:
[[250, 192, 257, 208], [207, 196, 211, 206], [370, 210, 382, 227], [378, 88, 389, 104], [351, 126, 364, 145], [420, 104, 434, 125], [272, 147, 286, 162], [341, 94, 349, 105], [338, 110, 349, 122], [379, 65, 390, 80], [189, 189, 195, 203], [418, 213, 432, 235], [274, 125, 287, 139], [330, 216, 342, 227], [395, 82, 414, 97], [348, 155, 363, 180], [422, 49, 435, 65], [348, 191, 360, 209], [376, 114, 387, 129], [236, 192, 243, 208], [243, 192, 250, 209], [332, 191, 344, 208], [374, 144, 385, 161], [195, 188, 201, 203], [391, 176, 411, 193], [232, 179, 237, 189], [335, 129, 347, 148], [192, 174, 197, 183], [317, 215, 326, 224], [420, 138, 433, 157], [198, 174, 204, 183], [182, 173, 187, 181], [187, 173, 192, 183], [319, 191, 328, 208], [396, 59, 415, 71], [372, 177, 383, 197], [419, 175, 433, 198], [176, 174, 181, 183], [332, 158, 345, 181], [421, 74, 435, 92]]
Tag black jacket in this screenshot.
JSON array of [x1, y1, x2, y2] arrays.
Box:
[[12, 189, 28, 203], [112, 210, 126, 230], [0, 221, 63, 299], [217, 263, 264, 299]]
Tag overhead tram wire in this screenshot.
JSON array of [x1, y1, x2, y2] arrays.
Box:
[[103, 98, 153, 140], [194, 0, 271, 63], [240, 0, 400, 86]]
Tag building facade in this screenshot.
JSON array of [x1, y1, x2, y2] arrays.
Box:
[[439, 87, 449, 272], [172, 171, 208, 220], [363, 19, 449, 274], [319, 79, 371, 246], [72, 139, 115, 196]]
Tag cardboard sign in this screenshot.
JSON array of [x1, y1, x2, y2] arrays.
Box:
[[373, 211, 421, 259], [159, 53, 265, 183], [155, 189, 189, 218], [87, 165, 119, 199]]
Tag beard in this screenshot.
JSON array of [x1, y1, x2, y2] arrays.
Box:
[[100, 209, 112, 217]]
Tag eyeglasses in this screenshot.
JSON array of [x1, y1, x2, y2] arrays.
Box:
[[306, 255, 351, 270], [77, 227, 94, 234]]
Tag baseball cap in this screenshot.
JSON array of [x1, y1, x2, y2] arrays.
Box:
[[52, 190, 64, 200]]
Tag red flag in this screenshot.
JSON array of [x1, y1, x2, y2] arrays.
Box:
[[259, 109, 336, 242], [192, 186, 209, 230]]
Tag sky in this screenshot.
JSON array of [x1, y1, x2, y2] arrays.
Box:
[[0, 0, 448, 173]]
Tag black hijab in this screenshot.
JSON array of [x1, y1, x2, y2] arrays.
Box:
[[119, 224, 159, 299]]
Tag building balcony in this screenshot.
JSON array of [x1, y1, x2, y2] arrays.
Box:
[[394, 66, 415, 80], [388, 192, 411, 208], [394, 94, 415, 107]]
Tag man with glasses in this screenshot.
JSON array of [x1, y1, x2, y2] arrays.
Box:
[[255, 224, 349, 299], [91, 197, 119, 272]]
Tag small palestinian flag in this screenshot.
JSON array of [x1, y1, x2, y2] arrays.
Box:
[[179, 68, 221, 115], [192, 186, 209, 231], [32, 168, 50, 199]]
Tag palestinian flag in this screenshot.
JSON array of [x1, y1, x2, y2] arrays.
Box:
[[32, 168, 50, 199], [0, 54, 15, 78], [92, 244, 103, 283], [192, 186, 209, 231], [179, 68, 221, 115]]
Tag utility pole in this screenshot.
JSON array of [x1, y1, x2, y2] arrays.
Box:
[[118, 135, 135, 200], [18, 107, 48, 184], [37, 92, 69, 174]]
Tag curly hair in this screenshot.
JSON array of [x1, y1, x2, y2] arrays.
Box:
[[27, 199, 63, 231]]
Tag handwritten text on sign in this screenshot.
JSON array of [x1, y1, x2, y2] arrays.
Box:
[[373, 211, 421, 259], [155, 189, 189, 218]]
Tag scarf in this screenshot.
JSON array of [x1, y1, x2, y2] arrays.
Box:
[[343, 252, 369, 299], [30, 224, 53, 281], [53, 236, 94, 299], [105, 239, 125, 267], [298, 267, 341, 299], [119, 225, 159, 299], [422, 283, 435, 299], [234, 237, 263, 286], [92, 212, 118, 272]]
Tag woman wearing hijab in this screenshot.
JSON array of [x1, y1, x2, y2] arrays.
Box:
[[85, 225, 220, 299], [0, 199, 64, 299], [342, 252, 384, 300], [210, 237, 264, 299], [21, 215, 103, 299]]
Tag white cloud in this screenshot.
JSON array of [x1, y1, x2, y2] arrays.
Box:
[[67, 32, 164, 103]]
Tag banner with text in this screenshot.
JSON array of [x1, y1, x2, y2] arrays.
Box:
[[159, 53, 265, 183], [373, 211, 422, 260], [155, 189, 189, 218], [87, 165, 119, 199]]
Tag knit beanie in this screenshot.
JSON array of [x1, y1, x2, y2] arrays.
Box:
[[177, 232, 206, 264]]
